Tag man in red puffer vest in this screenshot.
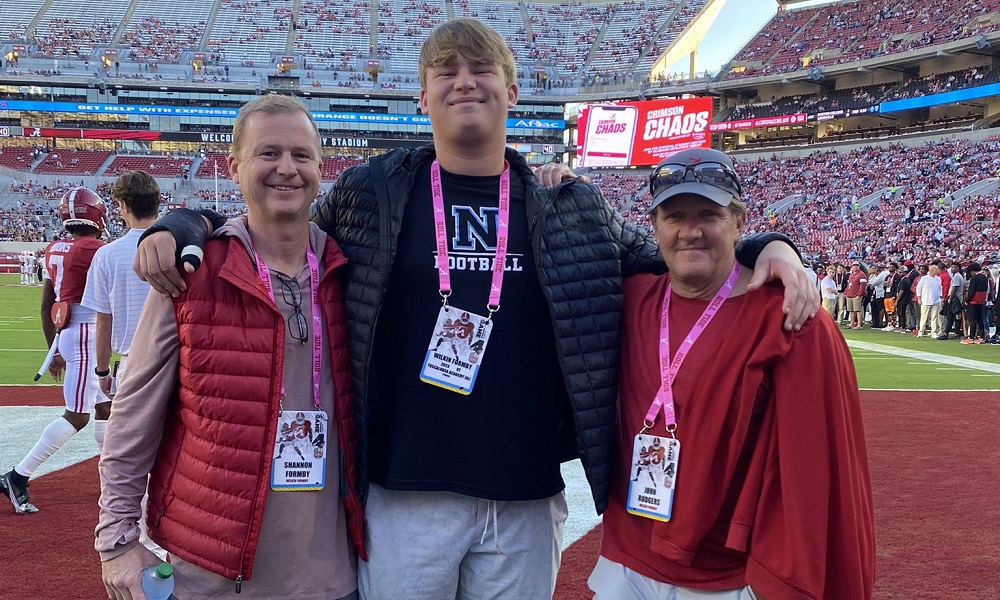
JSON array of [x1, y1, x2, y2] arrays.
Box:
[[97, 95, 364, 600]]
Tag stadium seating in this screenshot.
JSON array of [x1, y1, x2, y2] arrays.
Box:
[[524, 2, 604, 69], [194, 153, 232, 179], [33, 150, 113, 175], [0, 0, 42, 43], [5, 136, 1000, 264], [725, 0, 1000, 80], [632, 0, 708, 75], [455, 0, 528, 62], [585, 137, 1000, 263], [120, 0, 209, 64], [209, 0, 293, 67], [30, 0, 131, 58], [321, 155, 364, 180], [105, 155, 194, 177], [718, 66, 1000, 127], [0, 148, 39, 170], [568, 0, 645, 74], [378, 0, 449, 69], [294, 0, 371, 73]]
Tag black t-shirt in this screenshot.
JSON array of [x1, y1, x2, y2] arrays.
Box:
[[899, 270, 918, 301], [834, 272, 849, 293], [370, 164, 567, 501], [886, 272, 902, 296]]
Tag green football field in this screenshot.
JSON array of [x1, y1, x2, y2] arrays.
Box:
[[1, 274, 51, 385], [1, 273, 998, 388]]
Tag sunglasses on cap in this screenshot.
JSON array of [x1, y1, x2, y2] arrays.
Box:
[[649, 161, 743, 202]]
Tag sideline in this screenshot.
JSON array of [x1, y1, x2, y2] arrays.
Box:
[[846, 340, 1000, 374]]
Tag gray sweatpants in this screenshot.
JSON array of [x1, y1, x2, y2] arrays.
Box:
[[359, 484, 568, 600]]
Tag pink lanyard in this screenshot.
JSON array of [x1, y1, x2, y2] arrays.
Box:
[[643, 264, 742, 433], [254, 245, 323, 410], [431, 159, 511, 317]]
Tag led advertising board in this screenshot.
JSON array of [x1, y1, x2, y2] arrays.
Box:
[[576, 97, 713, 167]]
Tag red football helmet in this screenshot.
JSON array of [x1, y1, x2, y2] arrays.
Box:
[[58, 187, 108, 231]]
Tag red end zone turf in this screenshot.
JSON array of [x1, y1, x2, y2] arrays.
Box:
[[1, 389, 998, 598]]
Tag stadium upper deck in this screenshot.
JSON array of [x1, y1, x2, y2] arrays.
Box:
[[0, 0, 726, 95], [723, 0, 1000, 81], [4, 0, 1000, 214]]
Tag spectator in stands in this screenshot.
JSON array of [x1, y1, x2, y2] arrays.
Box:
[[591, 148, 874, 600], [130, 18, 817, 600], [96, 95, 364, 599]]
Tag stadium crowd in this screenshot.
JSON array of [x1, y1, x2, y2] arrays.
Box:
[[724, 65, 1000, 124], [5, 137, 1000, 269], [725, 0, 1000, 80], [2, 180, 181, 241], [4, 0, 992, 93], [816, 258, 998, 345]]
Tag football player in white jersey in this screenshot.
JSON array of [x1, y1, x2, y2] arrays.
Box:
[[2, 187, 108, 514]]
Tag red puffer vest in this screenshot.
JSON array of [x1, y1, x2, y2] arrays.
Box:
[[145, 234, 366, 582]]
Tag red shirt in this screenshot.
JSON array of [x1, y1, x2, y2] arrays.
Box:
[[44, 236, 104, 303], [844, 269, 867, 298], [601, 273, 875, 599]]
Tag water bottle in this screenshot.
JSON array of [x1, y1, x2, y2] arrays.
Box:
[[141, 562, 176, 600]]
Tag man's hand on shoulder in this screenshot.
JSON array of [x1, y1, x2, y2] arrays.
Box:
[[134, 231, 190, 298], [746, 242, 820, 331], [133, 210, 215, 297], [532, 162, 592, 187]]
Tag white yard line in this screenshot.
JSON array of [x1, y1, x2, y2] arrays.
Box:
[[847, 340, 1000, 374]]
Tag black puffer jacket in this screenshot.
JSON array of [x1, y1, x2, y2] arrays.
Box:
[[313, 146, 664, 514], [159, 146, 787, 514]]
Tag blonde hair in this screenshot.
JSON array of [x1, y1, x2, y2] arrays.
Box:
[[727, 198, 748, 219], [419, 18, 516, 88], [232, 94, 321, 158]]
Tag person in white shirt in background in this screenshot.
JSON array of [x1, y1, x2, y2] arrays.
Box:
[[82, 170, 160, 398], [915, 264, 944, 338], [867, 264, 889, 329], [804, 261, 819, 289], [821, 266, 839, 318], [81, 170, 164, 560]]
